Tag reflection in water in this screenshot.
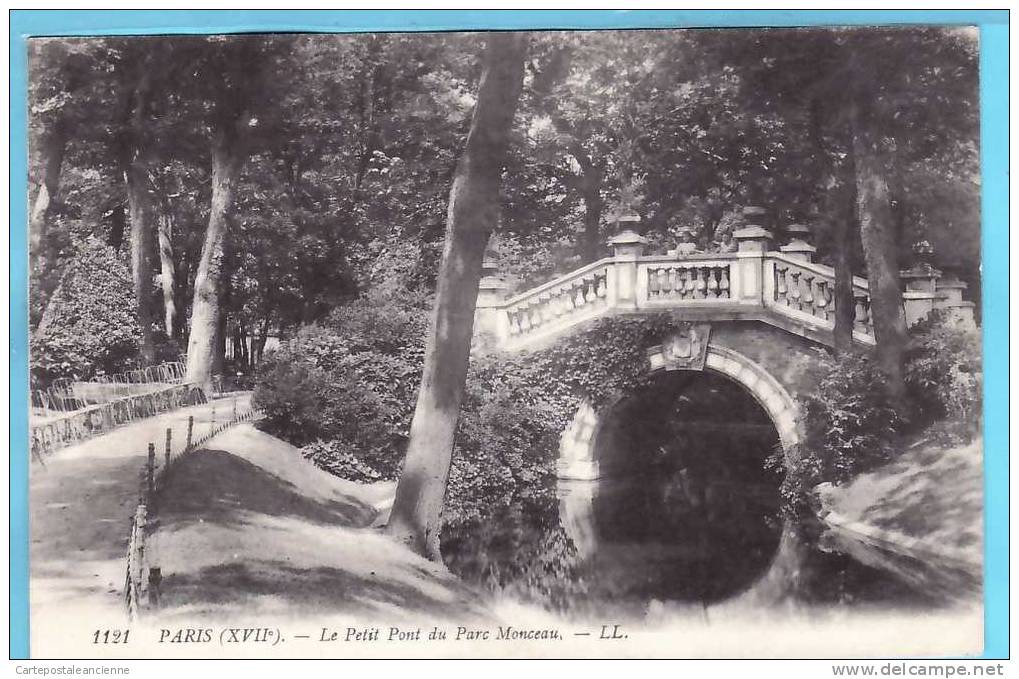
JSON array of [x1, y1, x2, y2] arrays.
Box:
[[562, 371, 784, 608], [443, 370, 926, 615]]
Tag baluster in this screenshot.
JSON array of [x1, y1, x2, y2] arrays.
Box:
[[560, 286, 575, 312], [508, 310, 520, 334], [530, 301, 544, 328], [693, 268, 706, 299], [706, 267, 719, 298], [719, 266, 730, 299], [585, 277, 597, 304], [518, 305, 531, 333], [596, 274, 607, 300], [775, 266, 788, 304], [666, 268, 678, 296], [648, 268, 661, 297], [552, 290, 566, 317], [659, 267, 673, 296], [789, 271, 802, 310], [853, 293, 869, 334], [815, 281, 829, 321], [802, 274, 815, 315], [573, 283, 586, 308]]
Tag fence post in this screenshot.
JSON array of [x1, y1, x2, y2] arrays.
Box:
[[146, 443, 155, 502], [132, 503, 148, 617], [164, 428, 172, 468], [148, 567, 162, 608], [186, 416, 194, 450], [232, 396, 237, 421], [210, 406, 216, 435]]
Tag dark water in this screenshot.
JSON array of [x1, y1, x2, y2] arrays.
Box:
[[443, 370, 929, 615]]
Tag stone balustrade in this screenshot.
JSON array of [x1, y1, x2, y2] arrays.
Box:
[[496, 259, 613, 346], [478, 223, 974, 352], [764, 253, 875, 343]]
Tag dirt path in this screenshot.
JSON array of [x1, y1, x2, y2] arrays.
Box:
[[29, 395, 251, 646]]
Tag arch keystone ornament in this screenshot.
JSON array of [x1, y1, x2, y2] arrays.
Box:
[[648, 323, 711, 371]]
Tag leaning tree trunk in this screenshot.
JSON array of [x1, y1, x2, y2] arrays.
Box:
[[184, 121, 248, 386], [850, 105, 907, 403], [156, 212, 177, 338], [386, 33, 528, 560]]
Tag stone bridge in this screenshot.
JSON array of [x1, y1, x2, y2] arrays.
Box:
[[476, 220, 975, 481]]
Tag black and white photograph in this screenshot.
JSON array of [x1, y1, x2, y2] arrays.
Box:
[[23, 21, 985, 659]]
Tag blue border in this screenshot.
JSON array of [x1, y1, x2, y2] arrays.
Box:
[[978, 21, 1009, 662], [9, 9, 1009, 661]]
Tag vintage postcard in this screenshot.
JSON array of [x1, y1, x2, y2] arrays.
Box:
[[11, 9, 1006, 663]]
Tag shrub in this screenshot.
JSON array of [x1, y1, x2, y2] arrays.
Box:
[[769, 349, 903, 519], [301, 440, 385, 483], [905, 309, 982, 438], [253, 293, 427, 479], [31, 238, 141, 384]]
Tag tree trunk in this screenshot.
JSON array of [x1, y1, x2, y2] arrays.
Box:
[[184, 121, 249, 386], [832, 193, 856, 353], [807, 96, 855, 354], [156, 212, 177, 338], [256, 315, 271, 365], [579, 166, 604, 263], [569, 144, 604, 263], [122, 60, 158, 365], [386, 34, 528, 560], [108, 203, 126, 251], [126, 162, 157, 364], [850, 104, 907, 402]]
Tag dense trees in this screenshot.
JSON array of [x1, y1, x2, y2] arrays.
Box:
[[29, 28, 980, 548]]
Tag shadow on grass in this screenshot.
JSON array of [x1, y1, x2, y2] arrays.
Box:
[[155, 449, 376, 531], [160, 560, 487, 621]]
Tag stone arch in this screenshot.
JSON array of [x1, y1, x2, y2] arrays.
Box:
[[557, 343, 800, 480]]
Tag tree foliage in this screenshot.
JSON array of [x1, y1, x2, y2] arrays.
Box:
[[31, 238, 141, 382]]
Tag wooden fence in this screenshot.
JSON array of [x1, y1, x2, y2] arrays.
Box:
[[30, 383, 207, 464], [123, 397, 261, 619]]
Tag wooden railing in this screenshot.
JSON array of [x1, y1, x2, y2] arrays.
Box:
[[29, 383, 207, 463], [123, 397, 261, 619]]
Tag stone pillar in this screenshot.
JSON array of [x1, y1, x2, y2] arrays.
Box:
[[557, 479, 598, 561], [900, 261, 941, 328], [934, 276, 977, 326], [732, 207, 773, 304], [475, 251, 507, 339], [558, 401, 601, 481], [779, 223, 817, 263], [607, 221, 647, 310]]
